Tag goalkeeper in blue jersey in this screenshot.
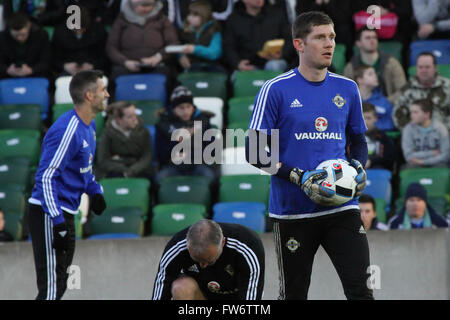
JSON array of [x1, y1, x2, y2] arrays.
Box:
[[27, 70, 109, 300], [246, 11, 373, 300]]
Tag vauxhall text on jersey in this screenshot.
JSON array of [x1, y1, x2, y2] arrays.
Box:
[[249, 69, 367, 219]]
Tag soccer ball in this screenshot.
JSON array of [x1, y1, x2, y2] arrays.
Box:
[[315, 159, 358, 206]]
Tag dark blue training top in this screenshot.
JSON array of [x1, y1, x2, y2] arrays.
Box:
[[248, 68, 367, 220]]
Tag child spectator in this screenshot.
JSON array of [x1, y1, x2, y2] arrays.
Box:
[[401, 99, 449, 168], [155, 85, 215, 183], [362, 102, 395, 170], [177, 0, 225, 73], [355, 65, 396, 131]]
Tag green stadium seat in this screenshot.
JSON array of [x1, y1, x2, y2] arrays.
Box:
[[89, 207, 145, 237], [233, 70, 281, 98], [332, 43, 346, 75], [0, 185, 26, 217], [0, 159, 32, 191], [177, 72, 227, 101], [152, 203, 206, 236], [0, 104, 42, 131], [0, 129, 41, 166], [158, 176, 212, 208], [3, 211, 22, 240], [43, 26, 54, 40], [52, 103, 72, 123], [228, 96, 255, 125], [374, 198, 387, 223], [408, 64, 450, 79], [100, 177, 151, 216], [399, 168, 450, 199], [219, 174, 270, 207], [130, 100, 164, 126]]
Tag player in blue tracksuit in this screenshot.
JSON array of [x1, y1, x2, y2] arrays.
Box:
[[246, 12, 373, 299], [28, 70, 109, 300]]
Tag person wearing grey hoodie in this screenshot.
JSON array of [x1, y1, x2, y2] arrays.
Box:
[[401, 98, 449, 168], [106, 0, 179, 82]]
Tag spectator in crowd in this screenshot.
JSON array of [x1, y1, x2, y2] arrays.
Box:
[[106, 0, 179, 83], [351, 1, 414, 63], [355, 65, 396, 131], [51, 6, 107, 76], [66, 0, 123, 25], [163, 0, 235, 29], [358, 194, 389, 231], [0, 208, 14, 242], [343, 26, 406, 103], [177, 0, 225, 73], [388, 182, 449, 229], [362, 102, 395, 170], [155, 85, 215, 183], [0, 12, 51, 79], [401, 98, 449, 168], [3, 0, 65, 26], [413, 0, 450, 39], [223, 0, 295, 73], [96, 101, 153, 179], [296, 0, 353, 61], [393, 52, 450, 131]]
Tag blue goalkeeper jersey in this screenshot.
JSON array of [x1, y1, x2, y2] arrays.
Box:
[[29, 109, 102, 224], [249, 68, 367, 219]]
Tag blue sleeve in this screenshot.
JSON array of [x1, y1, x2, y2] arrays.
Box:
[[86, 173, 103, 196], [249, 82, 279, 133], [348, 133, 368, 166], [40, 124, 80, 225], [192, 32, 222, 61], [347, 82, 367, 135]]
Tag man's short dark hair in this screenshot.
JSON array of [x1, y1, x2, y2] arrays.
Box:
[[69, 70, 104, 105], [354, 65, 373, 83], [356, 26, 377, 41], [8, 12, 30, 31], [359, 194, 376, 211], [292, 11, 334, 40], [362, 102, 376, 115], [416, 51, 437, 66], [412, 98, 433, 117]]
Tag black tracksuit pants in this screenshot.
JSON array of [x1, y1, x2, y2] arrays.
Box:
[[28, 204, 76, 300], [273, 209, 374, 300]]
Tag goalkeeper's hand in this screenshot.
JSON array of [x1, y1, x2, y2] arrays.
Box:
[[289, 168, 337, 206], [350, 159, 367, 198]]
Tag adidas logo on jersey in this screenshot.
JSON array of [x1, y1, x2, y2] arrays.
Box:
[[83, 139, 89, 148], [188, 264, 200, 273], [290, 99, 303, 108], [359, 226, 366, 234]]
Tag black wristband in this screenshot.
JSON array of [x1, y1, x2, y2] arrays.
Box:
[[275, 163, 294, 181]]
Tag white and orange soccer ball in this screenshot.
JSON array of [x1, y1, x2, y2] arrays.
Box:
[[315, 159, 358, 206]]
